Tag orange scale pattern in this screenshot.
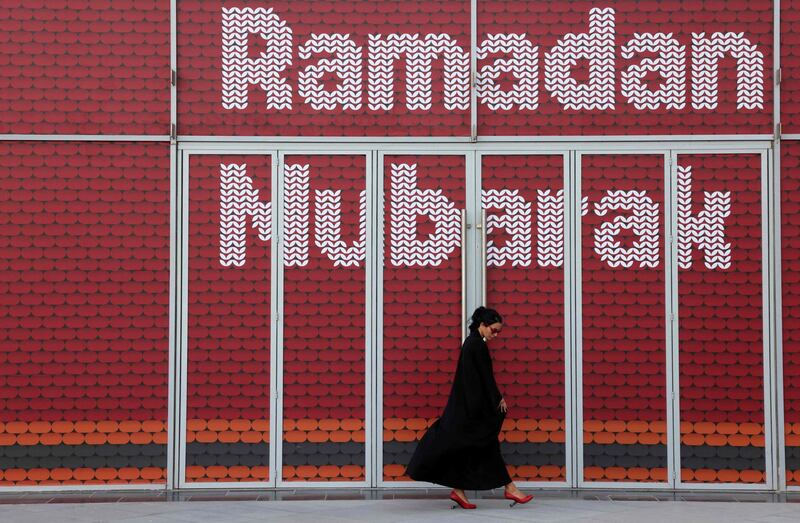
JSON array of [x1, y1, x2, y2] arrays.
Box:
[[0, 467, 167, 486]]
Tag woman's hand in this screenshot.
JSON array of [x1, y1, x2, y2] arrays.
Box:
[[498, 398, 508, 413]]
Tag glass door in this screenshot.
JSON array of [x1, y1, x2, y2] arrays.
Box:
[[379, 152, 471, 483], [478, 152, 571, 485], [181, 152, 276, 487], [674, 151, 772, 488], [277, 152, 373, 486], [577, 152, 673, 487]]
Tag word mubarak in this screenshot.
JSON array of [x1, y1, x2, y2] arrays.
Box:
[[219, 163, 733, 271]]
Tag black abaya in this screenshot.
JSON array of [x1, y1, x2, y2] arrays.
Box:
[[405, 330, 512, 490]]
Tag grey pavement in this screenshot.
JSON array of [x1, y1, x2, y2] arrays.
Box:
[[2, 490, 800, 523]]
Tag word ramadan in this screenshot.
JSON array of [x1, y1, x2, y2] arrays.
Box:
[[221, 7, 764, 113]]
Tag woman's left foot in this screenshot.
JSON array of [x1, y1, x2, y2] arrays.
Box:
[[449, 490, 477, 509], [504, 488, 533, 506]]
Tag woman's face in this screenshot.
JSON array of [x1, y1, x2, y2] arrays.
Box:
[[479, 321, 502, 341]]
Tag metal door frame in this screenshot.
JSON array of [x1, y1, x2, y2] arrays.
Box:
[[175, 148, 279, 489], [170, 141, 779, 492], [574, 149, 676, 489], [670, 147, 776, 491], [375, 149, 476, 488], [476, 150, 574, 489], [274, 150, 375, 489]]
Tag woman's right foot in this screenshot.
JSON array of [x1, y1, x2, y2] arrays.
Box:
[[504, 488, 533, 506], [449, 490, 476, 509]]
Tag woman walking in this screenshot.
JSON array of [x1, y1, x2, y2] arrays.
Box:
[[405, 306, 533, 509]]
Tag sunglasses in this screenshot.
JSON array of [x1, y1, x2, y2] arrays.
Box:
[[488, 326, 501, 335]]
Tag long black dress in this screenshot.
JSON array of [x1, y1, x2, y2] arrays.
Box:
[[405, 330, 512, 490]]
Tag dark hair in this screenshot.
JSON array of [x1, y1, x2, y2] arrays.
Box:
[[468, 306, 502, 332]]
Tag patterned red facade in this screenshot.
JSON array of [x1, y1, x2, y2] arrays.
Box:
[[677, 154, 764, 484], [176, 0, 772, 137], [783, 1, 800, 134], [282, 154, 366, 482], [382, 155, 465, 480], [177, 0, 470, 137], [483, 155, 566, 481], [0, 1, 170, 135], [0, 142, 170, 485], [478, 1, 773, 136], [0, 0, 794, 490], [783, 142, 800, 486]]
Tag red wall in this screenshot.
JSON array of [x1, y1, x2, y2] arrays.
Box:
[[0, 142, 170, 485], [0, 1, 170, 135], [0, 0, 792, 489]]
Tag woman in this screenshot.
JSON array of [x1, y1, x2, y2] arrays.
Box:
[[406, 306, 533, 509]]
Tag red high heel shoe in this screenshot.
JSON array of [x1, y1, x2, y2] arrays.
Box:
[[449, 490, 476, 509], [504, 490, 533, 507]]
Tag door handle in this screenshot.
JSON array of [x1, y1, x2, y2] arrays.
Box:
[[461, 209, 467, 336], [479, 209, 487, 306]]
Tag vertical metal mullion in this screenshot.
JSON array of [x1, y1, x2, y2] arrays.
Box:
[[774, 146, 787, 494], [169, 0, 177, 142], [773, 0, 782, 494], [573, 151, 584, 487], [166, 144, 178, 490], [167, 0, 179, 491], [177, 150, 190, 488], [364, 151, 375, 488], [773, 0, 786, 494], [762, 150, 776, 490], [470, 0, 477, 142], [274, 151, 286, 486], [563, 151, 576, 488], [664, 151, 678, 488], [670, 151, 683, 488], [465, 154, 473, 317], [269, 151, 280, 487], [375, 151, 386, 486], [372, 148, 381, 488], [471, 151, 480, 316]]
